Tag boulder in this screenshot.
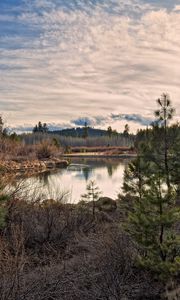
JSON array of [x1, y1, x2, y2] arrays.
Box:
[[55, 160, 69, 168], [44, 161, 55, 169], [96, 197, 117, 212]]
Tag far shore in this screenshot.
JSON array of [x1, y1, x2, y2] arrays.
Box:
[[62, 153, 136, 158], [61, 146, 136, 159]]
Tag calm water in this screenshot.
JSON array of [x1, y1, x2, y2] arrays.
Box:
[[10, 158, 130, 203]]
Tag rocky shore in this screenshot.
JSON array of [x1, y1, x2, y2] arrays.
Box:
[[0, 158, 69, 173]]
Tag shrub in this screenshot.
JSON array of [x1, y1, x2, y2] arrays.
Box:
[[36, 142, 56, 159]]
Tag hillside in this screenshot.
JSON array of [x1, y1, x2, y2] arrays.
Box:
[[51, 127, 113, 137]]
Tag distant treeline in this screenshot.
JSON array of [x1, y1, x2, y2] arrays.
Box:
[[50, 127, 120, 137], [22, 133, 135, 148]]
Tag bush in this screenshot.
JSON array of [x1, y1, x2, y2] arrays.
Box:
[[36, 142, 57, 159], [0, 197, 165, 300], [0, 185, 9, 229]]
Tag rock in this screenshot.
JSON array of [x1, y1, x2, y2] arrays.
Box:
[[96, 197, 117, 212], [44, 161, 55, 169], [0, 159, 69, 173], [55, 160, 69, 168]]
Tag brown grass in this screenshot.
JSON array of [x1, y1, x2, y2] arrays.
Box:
[[0, 197, 163, 300], [71, 146, 134, 153], [0, 137, 61, 161]]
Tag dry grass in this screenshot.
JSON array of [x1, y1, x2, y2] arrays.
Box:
[[0, 197, 164, 300], [0, 137, 61, 161], [71, 146, 134, 154]]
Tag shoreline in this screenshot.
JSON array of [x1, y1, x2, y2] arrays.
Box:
[[62, 153, 136, 159], [0, 154, 136, 175], [0, 159, 69, 174]]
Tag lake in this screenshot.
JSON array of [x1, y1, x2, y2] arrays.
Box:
[[10, 158, 130, 203]]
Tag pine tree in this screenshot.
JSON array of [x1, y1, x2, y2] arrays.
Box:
[[43, 123, 48, 133], [0, 116, 3, 135], [38, 121, 43, 133], [123, 96, 180, 279], [33, 122, 48, 133], [155, 93, 175, 190], [81, 180, 101, 216], [126, 172, 180, 278], [82, 122, 88, 139], [33, 124, 38, 133], [107, 126, 112, 138], [0, 182, 9, 229], [123, 124, 130, 137]]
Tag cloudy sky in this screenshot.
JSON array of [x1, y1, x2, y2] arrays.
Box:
[[0, 0, 180, 132]]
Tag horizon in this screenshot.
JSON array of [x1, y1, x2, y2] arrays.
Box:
[[1, 0, 180, 132], [7, 113, 154, 134]]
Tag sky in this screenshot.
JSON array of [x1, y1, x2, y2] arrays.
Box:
[[0, 0, 180, 133]]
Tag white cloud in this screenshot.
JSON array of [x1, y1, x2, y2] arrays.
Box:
[[0, 0, 180, 131], [173, 4, 180, 11]]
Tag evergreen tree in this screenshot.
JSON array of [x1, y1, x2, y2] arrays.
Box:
[[155, 93, 175, 190], [0, 182, 9, 229], [43, 123, 48, 133], [170, 123, 180, 193], [0, 116, 8, 137], [33, 124, 38, 133], [123, 154, 149, 200], [38, 121, 43, 133], [123, 124, 130, 137], [81, 180, 101, 216], [112, 129, 118, 137], [124, 161, 180, 278], [123, 96, 180, 279], [0, 116, 3, 135], [10, 132, 20, 141], [107, 126, 112, 138], [33, 122, 49, 133], [82, 122, 88, 139]]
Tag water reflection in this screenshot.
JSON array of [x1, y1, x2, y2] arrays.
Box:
[[37, 171, 51, 185], [11, 158, 130, 203]]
